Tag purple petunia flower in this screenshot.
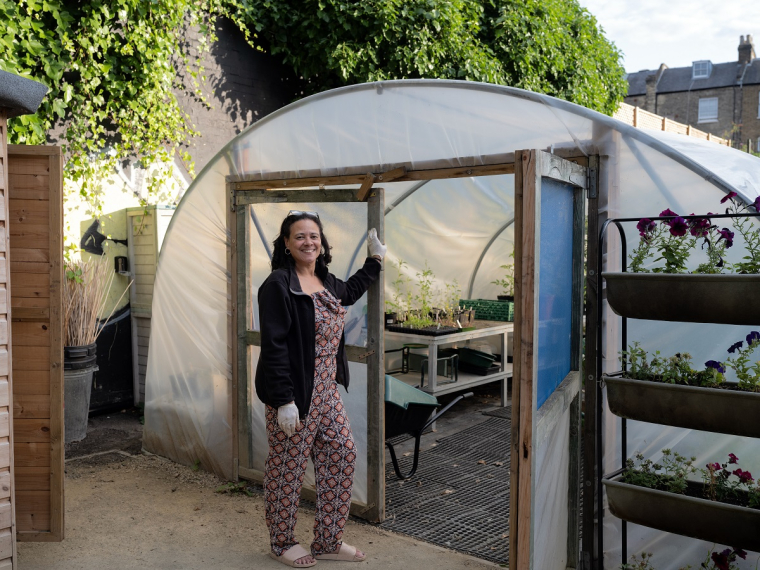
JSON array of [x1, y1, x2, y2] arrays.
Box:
[[705, 360, 726, 374], [712, 549, 731, 570], [734, 468, 754, 484], [720, 191, 738, 204], [737, 549, 748, 560], [668, 217, 689, 236], [754, 197, 760, 211], [728, 453, 739, 464], [746, 331, 760, 345], [728, 340, 743, 353], [636, 218, 656, 237], [688, 216, 711, 237], [659, 208, 678, 218], [707, 462, 721, 471], [717, 228, 734, 248]]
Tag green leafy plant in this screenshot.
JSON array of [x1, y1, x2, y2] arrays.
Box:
[[491, 252, 515, 297], [622, 449, 697, 495], [723, 194, 760, 274], [722, 331, 760, 392], [620, 343, 723, 388], [386, 259, 408, 315]]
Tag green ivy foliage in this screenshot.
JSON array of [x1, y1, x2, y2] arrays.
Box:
[[0, 0, 626, 217], [227, 0, 628, 115], [0, 0, 226, 213]]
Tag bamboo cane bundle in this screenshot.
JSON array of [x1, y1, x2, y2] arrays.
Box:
[[63, 256, 131, 347]]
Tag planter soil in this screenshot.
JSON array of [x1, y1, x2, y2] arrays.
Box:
[[604, 476, 760, 551], [602, 272, 760, 325], [604, 376, 760, 438]]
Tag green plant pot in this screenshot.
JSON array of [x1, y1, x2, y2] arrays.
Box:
[[604, 375, 760, 438], [604, 476, 760, 552], [602, 272, 760, 325]]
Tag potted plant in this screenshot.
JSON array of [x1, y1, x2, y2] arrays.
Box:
[[64, 255, 131, 443], [491, 252, 515, 302], [604, 450, 760, 552], [603, 194, 760, 325], [604, 335, 760, 438]]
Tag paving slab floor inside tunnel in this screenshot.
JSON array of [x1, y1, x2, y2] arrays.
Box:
[[381, 390, 511, 566]]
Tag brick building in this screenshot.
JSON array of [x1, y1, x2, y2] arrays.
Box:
[[625, 35, 760, 151]]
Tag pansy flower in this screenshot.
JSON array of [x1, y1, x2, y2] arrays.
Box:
[[705, 360, 726, 374], [728, 340, 743, 354], [720, 191, 738, 204]]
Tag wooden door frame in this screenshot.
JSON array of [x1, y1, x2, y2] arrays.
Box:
[[228, 187, 386, 522], [510, 149, 588, 570]]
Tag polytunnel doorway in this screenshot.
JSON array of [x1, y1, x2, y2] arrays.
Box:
[[230, 187, 387, 522], [227, 149, 589, 569]]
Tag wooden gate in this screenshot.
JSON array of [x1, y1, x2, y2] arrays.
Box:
[[8, 144, 64, 544]]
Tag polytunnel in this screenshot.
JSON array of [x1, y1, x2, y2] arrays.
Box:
[[143, 80, 760, 570]]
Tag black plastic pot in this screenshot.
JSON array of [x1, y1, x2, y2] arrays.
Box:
[[604, 476, 760, 552], [385, 312, 397, 327], [64, 343, 97, 370], [497, 295, 514, 303], [602, 272, 760, 325], [604, 375, 760, 438]]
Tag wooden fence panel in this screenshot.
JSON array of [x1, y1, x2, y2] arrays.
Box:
[[8, 145, 63, 543]]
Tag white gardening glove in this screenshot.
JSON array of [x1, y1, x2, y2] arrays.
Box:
[[367, 228, 387, 260], [277, 402, 301, 437]]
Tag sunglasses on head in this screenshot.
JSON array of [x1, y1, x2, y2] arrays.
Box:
[[288, 210, 320, 219]]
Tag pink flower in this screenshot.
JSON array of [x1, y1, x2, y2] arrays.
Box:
[[728, 453, 739, 464], [733, 468, 754, 484], [707, 462, 721, 471], [720, 191, 738, 204]]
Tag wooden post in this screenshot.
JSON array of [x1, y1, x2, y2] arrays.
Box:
[[633, 106, 638, 127], [510, 149, 539, 570], [582, 156, 601, 569], [365, 189, 385, 522]]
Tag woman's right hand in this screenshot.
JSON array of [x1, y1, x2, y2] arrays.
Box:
[[277, 402, 301, 437]]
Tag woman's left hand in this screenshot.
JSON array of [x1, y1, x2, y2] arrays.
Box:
[[367, 228, 387, 260]]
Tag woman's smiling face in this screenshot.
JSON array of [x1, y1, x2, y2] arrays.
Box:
[[284, 219, 322, 267]]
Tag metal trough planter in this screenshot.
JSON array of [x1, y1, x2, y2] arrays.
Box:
[[604, 376, 760, 438], [602, 272, 760, 325], [604, 476, 760, 552]]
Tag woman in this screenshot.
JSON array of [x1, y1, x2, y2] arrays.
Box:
[[255, 210, 386, 568]]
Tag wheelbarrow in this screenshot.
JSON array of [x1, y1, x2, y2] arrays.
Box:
[[384, 374, 473, 480]]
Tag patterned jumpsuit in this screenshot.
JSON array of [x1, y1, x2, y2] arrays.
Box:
[[263, 289, 356, 557]]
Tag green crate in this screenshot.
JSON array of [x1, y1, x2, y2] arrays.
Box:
[[459, 299, 514, 322]]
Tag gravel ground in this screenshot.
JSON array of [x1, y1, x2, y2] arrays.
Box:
[[17, 410, 502, 570]]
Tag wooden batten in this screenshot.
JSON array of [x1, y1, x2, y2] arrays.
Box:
[[0, 109, 15, 568], [7, 144, 63, 544]]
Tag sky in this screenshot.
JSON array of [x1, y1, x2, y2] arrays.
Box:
[[577, 0, 754, 73]]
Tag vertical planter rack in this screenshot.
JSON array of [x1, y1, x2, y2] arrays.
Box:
[[595, 211, 760, 565]]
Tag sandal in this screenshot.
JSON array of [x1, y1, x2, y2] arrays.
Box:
[[269, 544, 317, 568], [314, 543, 366, 562]]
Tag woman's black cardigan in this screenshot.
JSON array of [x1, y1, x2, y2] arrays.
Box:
[[254, 257, 382, 419]]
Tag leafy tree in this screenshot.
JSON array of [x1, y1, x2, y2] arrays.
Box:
[[227, 0, 627, 114], [0, 0, 626, 215]]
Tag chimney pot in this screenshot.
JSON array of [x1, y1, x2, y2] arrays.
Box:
[[738, 34, 756, 64]]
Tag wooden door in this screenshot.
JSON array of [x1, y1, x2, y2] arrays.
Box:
[[8, 144, 64, 542]]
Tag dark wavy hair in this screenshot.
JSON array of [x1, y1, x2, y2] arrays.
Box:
[[271, 212, 333, 271]]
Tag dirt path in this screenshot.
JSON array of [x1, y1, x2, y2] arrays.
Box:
[[18, 450, 501, 570]]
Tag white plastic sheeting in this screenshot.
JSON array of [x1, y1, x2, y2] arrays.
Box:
[[142, 80, 760, 565]]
